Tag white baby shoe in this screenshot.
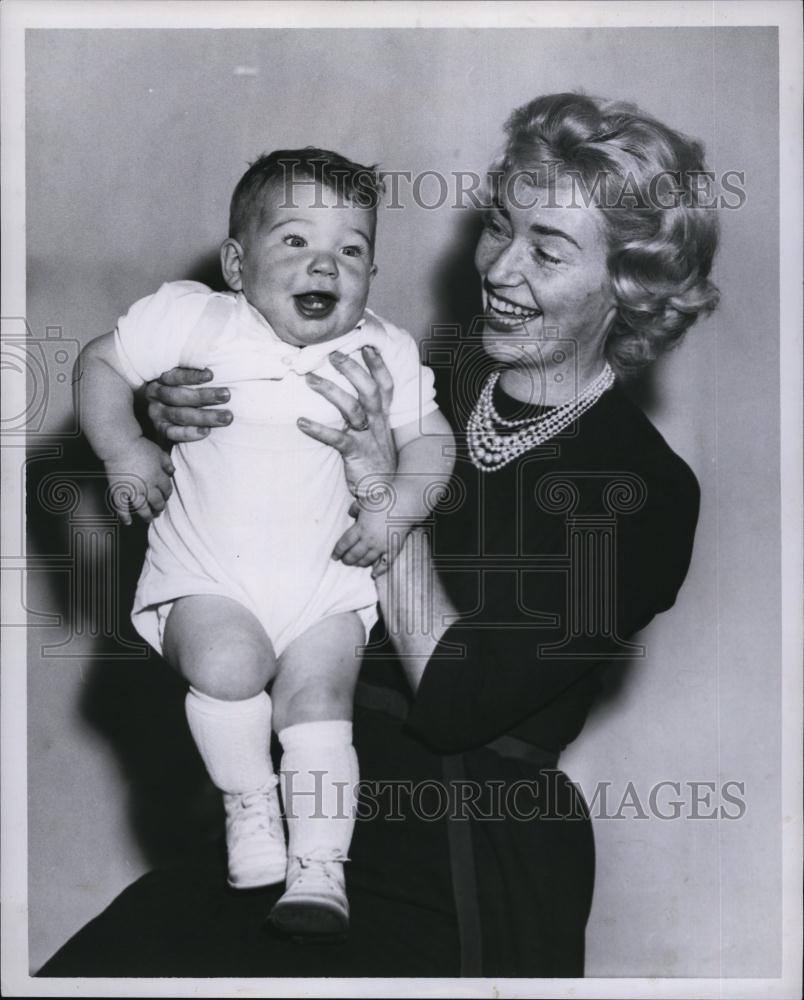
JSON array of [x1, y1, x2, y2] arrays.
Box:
[[270, 848, 349, 937], [223, 778, 287, 889]]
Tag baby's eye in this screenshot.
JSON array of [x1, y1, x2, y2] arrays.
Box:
[[341, 245, 365, 258], [283, 234, 307, 248]]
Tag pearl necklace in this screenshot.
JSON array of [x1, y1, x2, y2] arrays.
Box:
[[467, 363, 615, 471]]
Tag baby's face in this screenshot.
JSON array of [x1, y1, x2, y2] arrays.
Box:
[[227, 181, 377, 347]]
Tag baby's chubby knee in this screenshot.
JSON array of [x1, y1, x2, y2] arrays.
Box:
[[162, 597, 277, 701], [183, 642, 274, 700], [193, 660, 272, 701], [194, 633, 276, 700]]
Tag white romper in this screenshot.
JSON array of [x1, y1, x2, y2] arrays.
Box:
[[113, 281, 438, 657]]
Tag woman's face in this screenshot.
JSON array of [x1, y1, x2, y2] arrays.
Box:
[[474, 171, 617, 372]]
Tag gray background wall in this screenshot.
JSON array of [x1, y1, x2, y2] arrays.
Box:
[[25, 27, 780, 976]]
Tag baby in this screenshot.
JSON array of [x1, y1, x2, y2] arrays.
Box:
[[76, 148, 454, 937]]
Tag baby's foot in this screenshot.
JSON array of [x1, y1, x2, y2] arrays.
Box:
[[223, 778, 287, 889], [270, 848, 349, 937]]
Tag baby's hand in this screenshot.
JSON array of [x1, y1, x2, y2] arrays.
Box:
[[104, 438, 175, 525], [331, 506, 411, 576]]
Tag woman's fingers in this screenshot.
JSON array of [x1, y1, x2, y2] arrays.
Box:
[[162, 424, 212, 444], [304, 347, 393, 424], [147, 396, 231, 445], [150, 405, 218, 439], [159, 404, 232, 428], [361, 346, 394, 411], [329, 351, 383, 415], [147, 383, 230, 407], [305, 373, 367, 430], [157, 366, 214, 388], [297, 417, 351, 454]]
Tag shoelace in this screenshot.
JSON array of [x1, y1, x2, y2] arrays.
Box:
[[227, 786, 282, 846], [292, 848, 348, 886]]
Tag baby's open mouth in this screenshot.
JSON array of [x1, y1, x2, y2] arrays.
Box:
[[294, 291, 338, 320]]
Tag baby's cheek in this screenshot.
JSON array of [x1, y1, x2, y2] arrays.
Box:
[[342, 281, 372, 320]]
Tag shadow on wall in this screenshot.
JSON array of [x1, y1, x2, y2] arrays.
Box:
[[428, 211, 495, 429], [28, 370, 223, 873], [184, 251, 228, 293], [26, 251, 252, 875], [27, 249, 264, 872]]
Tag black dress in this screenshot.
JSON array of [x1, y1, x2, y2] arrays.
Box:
[[39, 382, 699, 979]]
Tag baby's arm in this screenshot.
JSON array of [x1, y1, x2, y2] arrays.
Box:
[[75, 332, 174, 524], [334, 409, 455, 573]]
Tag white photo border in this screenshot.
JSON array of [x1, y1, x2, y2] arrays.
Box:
[[2, 2, 801, 997]]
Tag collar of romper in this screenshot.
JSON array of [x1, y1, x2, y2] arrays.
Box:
[[236, 292, 369, 376]]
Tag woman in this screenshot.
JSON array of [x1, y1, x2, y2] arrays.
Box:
[[40, 93, 718, 978]]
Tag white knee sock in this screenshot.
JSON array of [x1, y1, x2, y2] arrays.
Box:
[[185, 687, 274, 794], [278, 720, 358, 861]]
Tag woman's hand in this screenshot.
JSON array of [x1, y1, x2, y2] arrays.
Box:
[[298, 346, 398, 497], [144, 367, 232, 443]]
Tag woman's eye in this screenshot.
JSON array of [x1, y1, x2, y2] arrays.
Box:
[[534, 247, 562, 265], [484, 215, 510, 240], [283, 234, 307, 248]]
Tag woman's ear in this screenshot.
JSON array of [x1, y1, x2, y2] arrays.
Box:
[[220, 238, 246, 291]]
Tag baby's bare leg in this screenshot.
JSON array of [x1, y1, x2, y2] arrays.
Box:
[[271, 610, 364, 732], [162, 595, 285, 888], [269, 612, 366, 935], [163, 594, 277, 699]]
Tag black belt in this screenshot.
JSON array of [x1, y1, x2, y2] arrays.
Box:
[[354, 681, 559, 769]]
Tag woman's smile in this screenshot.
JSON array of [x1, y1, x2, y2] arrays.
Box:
[[474, 172, 617, 395], [484, 286, 542, 325]]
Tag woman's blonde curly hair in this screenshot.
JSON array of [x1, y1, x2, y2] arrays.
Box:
[[498, 93, 720, 377]]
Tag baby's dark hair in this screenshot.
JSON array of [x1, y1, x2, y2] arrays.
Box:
[[229, 147, 385, 242]]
